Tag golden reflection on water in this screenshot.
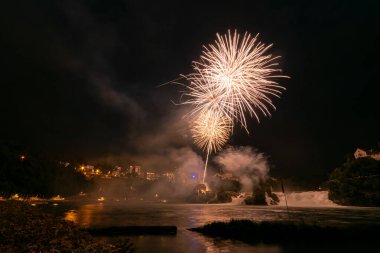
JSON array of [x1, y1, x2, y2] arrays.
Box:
[[64, 210, 78, 223], [64, 204, 101, 227]]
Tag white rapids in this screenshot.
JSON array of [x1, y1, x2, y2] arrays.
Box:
[[231, 191, 338, 207]]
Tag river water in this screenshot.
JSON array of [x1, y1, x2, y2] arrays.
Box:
[[40, 191, 380, 253]]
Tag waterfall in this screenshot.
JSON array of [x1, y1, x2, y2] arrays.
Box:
[[275, 191, 337, 207]]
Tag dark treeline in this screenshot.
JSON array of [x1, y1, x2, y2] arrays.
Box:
[[0, 143, 93, 197], [325, 156, 380, 206], [190, 219, 380, 249]]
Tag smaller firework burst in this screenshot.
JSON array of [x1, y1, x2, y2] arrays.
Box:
[[191, 110, 231, 154]]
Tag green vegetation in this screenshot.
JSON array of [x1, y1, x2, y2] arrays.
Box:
[[325, 157, 380, 206], [0, 144, 93, 198]]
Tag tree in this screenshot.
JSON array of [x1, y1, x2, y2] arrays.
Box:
[[325, 157, 380, 206], [0, 143, 93, 197]]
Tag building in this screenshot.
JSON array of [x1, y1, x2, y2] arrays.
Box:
[[58, 161, 70, 167], [78, 164, 103, 178], [354, 148, 380, 161], [129, 165, 142, 176], [162, 172, 175, 182], [146, 172, 160, 181], [85, 165, 94, 170], [111, 166, 122, 177]]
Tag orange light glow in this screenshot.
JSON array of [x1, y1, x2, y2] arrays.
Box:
[[64, 210, 78, 223], [51, 195, 65, 201]]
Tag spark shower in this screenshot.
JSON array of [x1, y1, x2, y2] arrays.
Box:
[[178, 30, 287, 183]]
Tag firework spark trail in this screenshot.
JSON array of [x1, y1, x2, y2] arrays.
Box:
[[191, 111, 231, 183], [180, 30, 287, 183]]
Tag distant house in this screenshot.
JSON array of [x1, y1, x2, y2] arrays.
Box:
[[162, 172, 175, 182], [129, 165, 142, 176], [354, 148, 380, 161], [354, 148, 367, 159], [146, 172, 160, 181]]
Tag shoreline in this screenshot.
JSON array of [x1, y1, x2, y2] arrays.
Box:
[[189, 219, 380, 245], [0, 201, 133, 252]]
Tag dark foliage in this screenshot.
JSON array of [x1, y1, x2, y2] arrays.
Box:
[[325, 157, 380, 206], [0, 201, 133, 252], [245, 178, 279, 205], [0, 144, 93, 197], [190, 219, 379, 244]]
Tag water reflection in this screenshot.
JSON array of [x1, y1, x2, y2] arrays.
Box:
[[63, 204, 102, 227], [64, 209, 77, 223], [54, 203, 380, 253]]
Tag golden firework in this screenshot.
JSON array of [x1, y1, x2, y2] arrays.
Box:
[[191, 111, 231, 153], [179, 30, 287, 183], [184, 30, 286, 132]]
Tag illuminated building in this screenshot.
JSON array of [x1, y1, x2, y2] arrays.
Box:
[[162, 172, 175, 182], [129, 165, 142, 176], [111, 166, 122, 177], [354, 148, 380, 160], [78, 164, 103, 178], [146, 172, 160, 181]]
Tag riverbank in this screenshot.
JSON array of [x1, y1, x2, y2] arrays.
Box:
[[0, 201, 133, 252], [189, 219, 379, 244]]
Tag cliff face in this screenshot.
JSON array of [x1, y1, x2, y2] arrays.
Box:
[[326, 157, 380, 206]]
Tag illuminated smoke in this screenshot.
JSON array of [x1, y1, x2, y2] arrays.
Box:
[[214, 146, 269, 191]]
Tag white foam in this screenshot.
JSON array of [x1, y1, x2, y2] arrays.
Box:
[[275, 191, 337, 207]]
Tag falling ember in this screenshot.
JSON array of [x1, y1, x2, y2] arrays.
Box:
[[179, 29, 287, 183]]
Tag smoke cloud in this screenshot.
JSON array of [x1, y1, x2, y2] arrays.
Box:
[[96, 146, 205, 200], [214, 146, 269, 191]]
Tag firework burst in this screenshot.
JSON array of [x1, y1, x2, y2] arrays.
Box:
[[184, 30, 286, 132], [190, 111, 231, 184], [178, 30, 287, 183], [191, 111, 231, 154]]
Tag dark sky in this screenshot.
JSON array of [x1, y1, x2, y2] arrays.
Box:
[[0, 0, 379, 180]]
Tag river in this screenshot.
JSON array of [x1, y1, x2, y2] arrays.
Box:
[[40, 191, 380, 253]]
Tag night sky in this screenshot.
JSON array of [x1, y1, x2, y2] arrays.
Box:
[[1, 0, 379, 181]]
